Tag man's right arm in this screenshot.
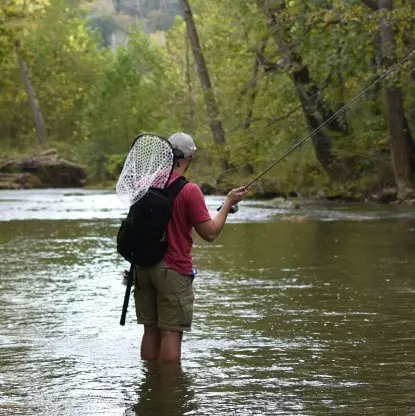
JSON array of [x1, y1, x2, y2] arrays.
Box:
[[194, 187, 247, 242]]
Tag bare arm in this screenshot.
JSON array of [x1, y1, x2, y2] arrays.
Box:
[[195, 187, 247, 242]]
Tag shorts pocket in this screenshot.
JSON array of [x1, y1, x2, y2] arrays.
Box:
[[157, 267, 195, 330], [179, 293, 194, 326]]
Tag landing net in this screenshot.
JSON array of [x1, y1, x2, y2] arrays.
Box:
[[116, 133, 174, 206]]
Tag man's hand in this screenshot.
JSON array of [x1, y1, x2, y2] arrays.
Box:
[[196, 186, 248, 242], [224, 186, 248, 209]]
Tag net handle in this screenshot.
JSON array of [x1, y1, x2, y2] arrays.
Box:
[[128, 132, 176, 191], [129, 132, 168, 149]]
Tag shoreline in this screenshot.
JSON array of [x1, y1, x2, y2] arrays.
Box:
[[2, 181, 414, 206]]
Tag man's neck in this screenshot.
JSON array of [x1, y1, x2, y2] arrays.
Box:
[[173, 161, 188, 176]]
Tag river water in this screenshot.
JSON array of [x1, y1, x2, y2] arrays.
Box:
[[0, 189, 414, 416]]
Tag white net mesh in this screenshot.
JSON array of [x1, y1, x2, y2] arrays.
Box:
[[116, 133, 174, 206]]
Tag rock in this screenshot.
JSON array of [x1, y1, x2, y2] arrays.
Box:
[[0, 150, 86, 189], [374, 188, 398, 203], [40, 148, 58, 157], [269, 197, 300, 209], [0, 172, 42, 189], [400, 188, 415, 201]]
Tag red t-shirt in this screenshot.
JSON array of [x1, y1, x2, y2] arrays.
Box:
[[163, 172, 211, 275]]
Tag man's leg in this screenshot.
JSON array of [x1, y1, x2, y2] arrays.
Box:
[[134, 266, 158, 360], [159, 330, 183, 363], [141, 325, 161, 361], [154, 264, 194, 362]]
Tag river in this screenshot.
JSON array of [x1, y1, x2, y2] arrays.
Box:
[[0, 189, 414, 415]]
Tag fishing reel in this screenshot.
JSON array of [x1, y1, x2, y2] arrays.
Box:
[[217, 203, 239, 214]]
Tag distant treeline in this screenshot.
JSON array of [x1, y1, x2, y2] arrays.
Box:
[[90, 0, 181, 42], [1, 0, 414, 199]]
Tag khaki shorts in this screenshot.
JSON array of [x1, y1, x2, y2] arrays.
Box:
[[133, 262, 195, 332]]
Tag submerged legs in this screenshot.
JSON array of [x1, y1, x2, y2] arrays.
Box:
[[141, 325, 183, 363]]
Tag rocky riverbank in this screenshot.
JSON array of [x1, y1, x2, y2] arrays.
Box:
[[199, 181, 415, 206], [0, 151, 413, 206], [0, 149, 86, 189]]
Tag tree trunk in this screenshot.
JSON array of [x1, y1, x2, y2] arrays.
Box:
[[179, 0, 226, 146], [239, 43, 266, 175], [241, 43, 265, 132], [17, 51, 46, 146], [402, 28, 415, 143], [292, 64, 337, 175], [379, 0, 414, 199], [184, 31, 196, 133], [258, 0, 348, 180]]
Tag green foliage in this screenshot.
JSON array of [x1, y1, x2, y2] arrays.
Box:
[[113, 0, 180, 31], [105, 153, 126, 179], [75, 25, 183, 162], [1, 0, 414, 196], [161, 0, 414, 194]]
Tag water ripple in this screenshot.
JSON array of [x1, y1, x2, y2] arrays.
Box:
[[0, 190, 414, 415]]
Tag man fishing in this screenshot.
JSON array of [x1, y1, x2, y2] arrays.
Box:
[[117, 48, 415, 365], [133, 132, 247, 363]]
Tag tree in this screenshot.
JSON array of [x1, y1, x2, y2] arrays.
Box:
[[76, 26, 183, 174], [256, 0, 352, 181], [178, 0, 226, 147], [380, 0, 415, 198], [1, 0, 48, 145], [362, 0, 415, 198], [16, 42, 46, 146]]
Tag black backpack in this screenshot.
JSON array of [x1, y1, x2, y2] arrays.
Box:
[[117, 176, 188, 266]]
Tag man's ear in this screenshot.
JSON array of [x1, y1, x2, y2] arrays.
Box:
[[187, 154, 194, 162]]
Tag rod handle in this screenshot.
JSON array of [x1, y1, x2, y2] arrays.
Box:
[[120, 265, 134, 326], [216, 203, 239, 214]]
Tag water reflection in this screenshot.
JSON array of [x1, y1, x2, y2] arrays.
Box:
[[1, 190, 415, 415], [127, 363, 196, 416]]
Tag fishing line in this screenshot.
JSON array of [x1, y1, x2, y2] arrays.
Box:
[[191, 84, 326, 180], [243, 48, 415, 189], [194, 50, 413, 187], [209, 104, 350, 181]]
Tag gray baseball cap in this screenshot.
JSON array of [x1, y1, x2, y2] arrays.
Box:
[[168, 132, 197, 158]]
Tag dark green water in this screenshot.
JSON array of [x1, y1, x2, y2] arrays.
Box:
[[1, 190, 414, 415]]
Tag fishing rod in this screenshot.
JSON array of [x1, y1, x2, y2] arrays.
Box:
[[243, 49, 415, 190], [216, 48, 415, 213]]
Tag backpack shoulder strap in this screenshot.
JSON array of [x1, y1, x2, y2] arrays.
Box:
[[166, 176, 189, 200]]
